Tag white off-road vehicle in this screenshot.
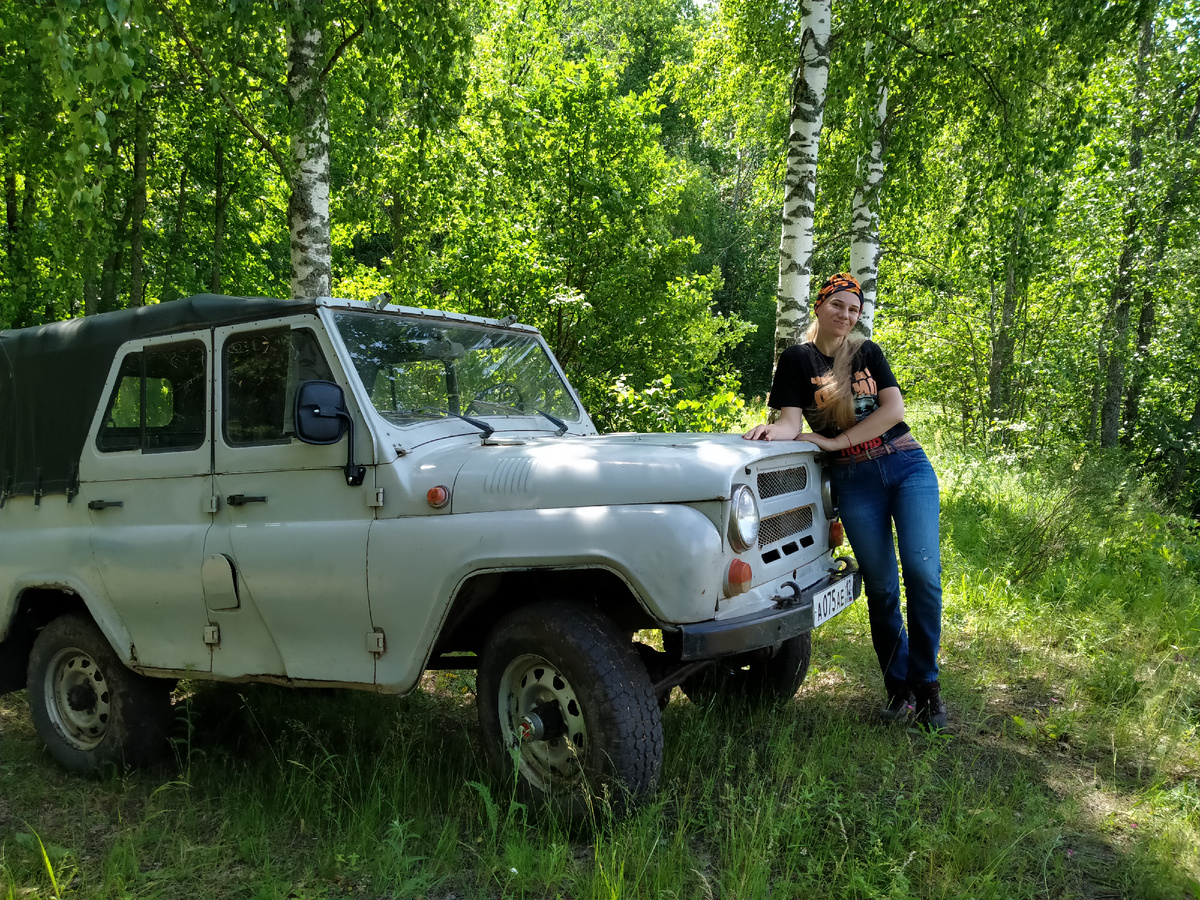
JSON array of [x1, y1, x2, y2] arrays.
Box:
[[0, 294, 858, 819]]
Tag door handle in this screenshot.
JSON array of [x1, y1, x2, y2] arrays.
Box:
[[226, 494, 267, 506], [87, 500, 124, 510]]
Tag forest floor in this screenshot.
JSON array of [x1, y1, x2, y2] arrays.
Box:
[[2, 436, 1198, 899]]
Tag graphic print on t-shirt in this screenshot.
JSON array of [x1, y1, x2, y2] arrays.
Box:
[[851, 367, 879, 421], [812, 366, 881, 422]]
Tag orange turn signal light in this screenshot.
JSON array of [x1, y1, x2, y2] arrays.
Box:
[[427, 485, 450, 508], [829, 520, 844, 549], [727, 559, 753, 596]]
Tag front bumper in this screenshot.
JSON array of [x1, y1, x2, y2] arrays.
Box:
[[677, 559, 861, 661]]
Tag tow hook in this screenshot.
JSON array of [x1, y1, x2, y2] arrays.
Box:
[[518, 700, 566, 742], [773, 581, 803, 609]]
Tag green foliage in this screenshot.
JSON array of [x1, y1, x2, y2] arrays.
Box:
[[601, 371, 748, 433], [1, 0, 1198, 505], [379, 20, 753, 412]]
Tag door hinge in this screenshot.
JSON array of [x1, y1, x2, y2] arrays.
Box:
[[206, 492, 219, 514], [367, 629, 386, 656], [203, 625, 220, 645], [368, 488, 384, 508]]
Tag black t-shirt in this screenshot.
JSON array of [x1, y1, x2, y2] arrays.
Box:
[[768, 340, 908, 439]]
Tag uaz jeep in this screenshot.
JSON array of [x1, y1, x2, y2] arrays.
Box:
[[0, 294, 858, 819]]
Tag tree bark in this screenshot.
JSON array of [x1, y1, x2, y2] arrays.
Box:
[[9, 175, 35, 325], [1099, 15, 1153, 448], [1121, 287, 1154, 443], [83, 261, 98, 317], [774, 0, 831, 363], [99, 201, 133, 315], [287, 0, 332, 300], [1166, 396, 1200, 499], [988, 205, 1024, 421], [850, 44, 887, 339], [1122, 88, 1199, 441], [129, 104, 149, 308], [161, 162, 189, 303]]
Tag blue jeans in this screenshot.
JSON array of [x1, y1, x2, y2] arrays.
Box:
[[832, 447, 942, 687]]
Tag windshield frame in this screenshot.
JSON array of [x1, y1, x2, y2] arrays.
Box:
[[322, 305, 590, 434]]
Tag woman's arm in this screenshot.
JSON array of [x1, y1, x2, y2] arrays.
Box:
[[744, 406, 804, 441], [798, 386, 905, 452]]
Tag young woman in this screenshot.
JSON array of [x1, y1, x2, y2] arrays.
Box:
[[745, 273, 947, 728]]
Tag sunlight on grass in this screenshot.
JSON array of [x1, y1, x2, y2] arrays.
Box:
[[1, 424, 1197, 899]]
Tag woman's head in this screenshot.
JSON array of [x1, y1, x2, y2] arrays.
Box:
[[804, 272, 865, 432], [813, 272, 863, 314], [812, 273, 863, 343]]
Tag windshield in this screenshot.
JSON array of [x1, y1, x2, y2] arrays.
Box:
[[333, 312, 582, 427]]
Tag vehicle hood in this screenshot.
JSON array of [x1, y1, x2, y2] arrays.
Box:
[[444, 432, 819, 513]]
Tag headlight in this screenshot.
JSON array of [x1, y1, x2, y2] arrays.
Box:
[[821, 467, 836, 518], [728, 484, 760, 552]]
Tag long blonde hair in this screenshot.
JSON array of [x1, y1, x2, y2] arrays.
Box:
[[803, 320, 864, 433]]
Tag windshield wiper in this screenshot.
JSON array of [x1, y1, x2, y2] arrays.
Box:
[[537, 409, 568, 436], [398, 407, 495, 438], [444, 410, 495, 438]]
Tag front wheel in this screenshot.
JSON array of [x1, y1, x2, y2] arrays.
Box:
[[477, 602, 662, 823], [682, 632, 812, 706], [27, 614, 173, 773]]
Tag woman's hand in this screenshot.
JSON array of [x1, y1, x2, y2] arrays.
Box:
[[743, 422, 799, 441], [744, 407, 804, 441]]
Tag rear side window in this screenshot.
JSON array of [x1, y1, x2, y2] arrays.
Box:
[[223, 328, 333, 445], [97, 341, 207, 453]]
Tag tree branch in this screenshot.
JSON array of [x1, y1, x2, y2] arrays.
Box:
[[319, 20, 368, 83], [153, 0, 290, 181], [1182, 84, 1200, 141], [876, 27, 1007, 112]]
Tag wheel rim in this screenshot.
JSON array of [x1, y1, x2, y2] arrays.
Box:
[[43, 646, 111, 750], [497, 653, 587, 792]]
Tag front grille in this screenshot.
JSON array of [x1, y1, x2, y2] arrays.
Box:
[[757, 465, 808, 499], [759, 504, 815, 548]]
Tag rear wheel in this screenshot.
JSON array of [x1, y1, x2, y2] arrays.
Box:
[[682, 632, 812, 706], [27, 614, 173, 773], [477, 602, 662, 823]]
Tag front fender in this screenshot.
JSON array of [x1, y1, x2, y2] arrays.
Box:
[[367, 503, 724, 692]]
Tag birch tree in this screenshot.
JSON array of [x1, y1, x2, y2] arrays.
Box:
[[1099, 13, 1154, 448], [286, 1, 331, 299], [774, 0, 831, 362], [849, 42, 887, 339], [157, 0, 468, 300]]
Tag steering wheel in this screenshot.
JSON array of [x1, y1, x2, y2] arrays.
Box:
[[469, 382, 526, 413]]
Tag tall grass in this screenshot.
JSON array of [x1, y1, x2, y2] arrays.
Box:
[[1, 430, 1198, 899]]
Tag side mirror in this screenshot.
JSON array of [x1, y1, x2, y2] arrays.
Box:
[[294, 381, 366, 486], [295, 381, 349, 444]]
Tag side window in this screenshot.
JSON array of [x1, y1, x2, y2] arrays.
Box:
[[97, 341, 207, 453], [224, 328, 333, 445]]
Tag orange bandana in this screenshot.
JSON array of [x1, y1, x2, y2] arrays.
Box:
[[814, 273, 863, 312]]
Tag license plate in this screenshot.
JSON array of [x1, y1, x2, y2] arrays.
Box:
[[812, 576, 856, 627]]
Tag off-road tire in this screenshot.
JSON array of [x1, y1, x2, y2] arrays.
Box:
[[27, 613, 173, 773], [477, 602, 662, 823], [682, 632, 812, 706]]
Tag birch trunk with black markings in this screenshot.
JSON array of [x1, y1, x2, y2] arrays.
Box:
[[287, 0, 331, 300], [774, 0, 831, 364], [850, 44, 887, 340]]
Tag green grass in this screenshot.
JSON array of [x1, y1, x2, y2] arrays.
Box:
[[2, 435, 1198, 899]]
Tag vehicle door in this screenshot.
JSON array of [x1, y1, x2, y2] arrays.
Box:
[[77, 334, 213, 672], [209, 318, 376, 684]]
